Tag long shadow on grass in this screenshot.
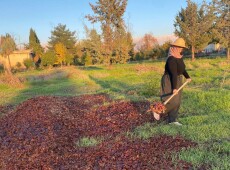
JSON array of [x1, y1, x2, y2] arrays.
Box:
[[78, 66, 103, 71], [89, 75, 139, 99], [129, 58, 166, 64], [9, 70, 78, 105]]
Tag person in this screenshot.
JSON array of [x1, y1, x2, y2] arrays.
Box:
[[159, 38, 191, 125]]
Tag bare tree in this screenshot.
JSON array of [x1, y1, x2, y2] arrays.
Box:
[[140, 33, 158, 52]]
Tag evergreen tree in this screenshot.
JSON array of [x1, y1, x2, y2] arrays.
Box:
[[112, 27, 131, 63], [74, 42, 85, 65], [127, 32, 135, 59], [83, 26, 102, 64], [48, 24, 77, 58], [28, 28, 44, 64], [86, 0, 128, 65], [174, 0, 215, 61], [212, 0, 230, 59]]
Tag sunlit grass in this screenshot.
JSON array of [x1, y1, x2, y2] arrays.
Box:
[[176, 142, 230, 170], [76, 137, 103, 147]]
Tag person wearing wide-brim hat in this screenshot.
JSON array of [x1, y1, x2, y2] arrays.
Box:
[[158, 38, 191, 125]]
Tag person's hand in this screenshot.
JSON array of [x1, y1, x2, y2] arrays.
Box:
[[173, 89, 178, 95], [186, 78, 192, 82]]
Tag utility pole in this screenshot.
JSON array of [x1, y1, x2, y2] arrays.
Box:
[[18, 36, 21, 50]]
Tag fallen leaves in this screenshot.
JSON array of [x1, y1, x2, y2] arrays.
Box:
[[0, 94, 196, 169]]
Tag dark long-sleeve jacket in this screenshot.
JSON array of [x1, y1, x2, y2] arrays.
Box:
[[164, 56, 190, 89]]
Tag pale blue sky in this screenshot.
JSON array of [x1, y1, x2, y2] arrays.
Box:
[[0, 0, 207, 46]]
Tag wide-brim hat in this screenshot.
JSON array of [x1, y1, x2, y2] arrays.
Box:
[[171, 38, 187, 48]]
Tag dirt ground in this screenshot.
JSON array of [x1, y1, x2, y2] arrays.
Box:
[[0, 94, 197, 169]]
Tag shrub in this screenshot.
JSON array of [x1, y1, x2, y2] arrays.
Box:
[[23, 58, 34, 69], [0, 64, 4, 74], [134, 52, 145, 61], [16, 62, 22, 69], [65, 54, 74, 66], [82, 51, 92, 66], [41, 51, 57, 67]]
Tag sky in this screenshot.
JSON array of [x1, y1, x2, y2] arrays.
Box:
[[0, 0, 207, 47]]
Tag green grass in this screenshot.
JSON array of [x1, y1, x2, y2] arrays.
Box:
[[0, 58, 230, 169], [176, 141, 230, 170], [76, 137, 103, 147]]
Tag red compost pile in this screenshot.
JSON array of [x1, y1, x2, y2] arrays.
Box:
[[0, 94, 197, 169]]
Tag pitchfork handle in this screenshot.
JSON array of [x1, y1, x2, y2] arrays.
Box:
[[163, 80, 189, 105]]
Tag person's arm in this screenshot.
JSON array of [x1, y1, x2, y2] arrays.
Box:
[[182, 61, 192, 82], [183, 70, 190, 79]]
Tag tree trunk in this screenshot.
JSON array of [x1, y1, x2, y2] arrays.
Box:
[[191, 45, 195, 61], [4, 57, 12, 76], [7, 55, 12, 70]]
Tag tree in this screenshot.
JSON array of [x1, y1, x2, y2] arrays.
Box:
[[0, 34, 22, 86], [54, 42, 67, 66], [41, 50, 57, 67], [65, 53, 74, 66], [212, 0, 230, 59], [48, 24, 77, 58], [161, 40, 172, 53], [0, 34, 16, 75], [152, 40, 172, 59], [127, 32, 135, 59], [140, 33, 158, 52], [83, 26, 102, 64], [28, 28, 44, 64], [82, 51, 93, 66], [86, 0, 128, 64], [112, 27, 131, 63], [174, 0, 215, 61], [74, 42, 85, 65], [137, 33, 158, 59]]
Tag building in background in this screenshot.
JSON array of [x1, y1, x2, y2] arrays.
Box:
[[204, 43, 227, 55], [204, 43, 220, 53], [0, 49, 33, 68]]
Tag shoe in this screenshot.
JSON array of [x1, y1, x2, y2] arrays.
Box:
[[169, 122, 182, 126]]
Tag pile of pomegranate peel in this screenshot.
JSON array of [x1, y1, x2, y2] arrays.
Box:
[[148, 102, 166, 115]]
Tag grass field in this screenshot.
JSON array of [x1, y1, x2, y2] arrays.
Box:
[[0, 57, 229, 169]]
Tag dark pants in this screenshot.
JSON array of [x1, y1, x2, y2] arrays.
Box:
[[160, 74, 183, 123]]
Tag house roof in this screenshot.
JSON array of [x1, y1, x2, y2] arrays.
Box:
[[12, 49, 33, 54]]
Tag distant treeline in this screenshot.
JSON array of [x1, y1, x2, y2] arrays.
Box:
[[0, 0, 229, 73]]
